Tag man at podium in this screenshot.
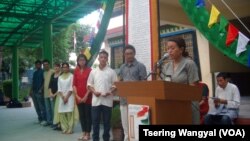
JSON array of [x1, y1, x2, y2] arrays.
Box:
[[161, 37, 200, 124], [119, 45, 147, 141]]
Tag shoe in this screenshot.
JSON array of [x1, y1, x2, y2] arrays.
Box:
[[43, 123, 50, 126], [40, 121, 47, 126], [51, 124, 57, 128], [53, 126, 61, 131], [52, 125, 58, 130]]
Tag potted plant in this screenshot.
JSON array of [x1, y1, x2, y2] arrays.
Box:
[[2, 79, 12, 102], [111, 104, 123, 141]]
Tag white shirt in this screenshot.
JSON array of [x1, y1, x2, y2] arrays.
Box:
[[57, 73, 74, 113], [87, 66, 117, 107], [215, 82, 240, 109]]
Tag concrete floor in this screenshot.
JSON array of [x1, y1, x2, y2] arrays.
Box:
[[0, 103, 113, 141], [0, 106, 84, 141], [0, 97, 249, 141]]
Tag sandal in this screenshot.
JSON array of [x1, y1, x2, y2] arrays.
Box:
[[66, 131, 73, 134], [83, 135, 90, 140], [78, 136, 84, 140]]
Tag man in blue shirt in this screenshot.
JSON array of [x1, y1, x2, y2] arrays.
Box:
[[30, 60, 46, 125]]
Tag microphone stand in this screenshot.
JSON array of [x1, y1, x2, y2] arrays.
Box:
[[158, 63, 167, 80], [155, 61, 168, 80], [145, 61, 168, 80], [145, 62, 158, 80]]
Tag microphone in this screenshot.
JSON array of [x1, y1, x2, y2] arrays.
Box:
[[157, 53, 169, 67]]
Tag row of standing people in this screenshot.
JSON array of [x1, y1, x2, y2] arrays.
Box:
[[30, 37, 240, 141], [30, 60, 78, 134], [30, 50, 117, 141], [30, 39, 205, 141]]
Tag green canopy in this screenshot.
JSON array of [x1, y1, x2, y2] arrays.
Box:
[[0, 0, 105, 48]]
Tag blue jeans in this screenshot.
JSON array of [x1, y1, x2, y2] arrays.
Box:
[[204, 114, 232, 125], [32, 92, 46, 122], [44, 97, 54, 125], [92, 105, 112, 141]]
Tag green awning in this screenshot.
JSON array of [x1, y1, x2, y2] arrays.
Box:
[[0, 0, 105, 48]]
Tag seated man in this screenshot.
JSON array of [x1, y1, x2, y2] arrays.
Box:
[[204, 72, 240, 125]]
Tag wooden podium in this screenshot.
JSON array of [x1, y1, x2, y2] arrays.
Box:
[[115, 80, 202, 124]]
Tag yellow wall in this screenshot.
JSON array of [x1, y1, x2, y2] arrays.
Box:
[[196, 31, 213, 96]]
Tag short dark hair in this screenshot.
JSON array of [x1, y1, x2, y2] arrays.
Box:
[[35, 60, 42, 65], [43, 59, 50, 64], [54, 62, 61, 67], [99, 49, 109, 57], [216, 72, 228, 80], [77, 54, 88, 67], [124, 44, 136, 54], [61, 62, 69, 68]]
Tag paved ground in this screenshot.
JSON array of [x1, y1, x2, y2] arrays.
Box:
[[0, 106, 83, 141], [0, 102, 113, 141], [0, 97, 249, 141]]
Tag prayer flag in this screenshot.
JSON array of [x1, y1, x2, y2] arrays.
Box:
[[208, 5, 220, 28]]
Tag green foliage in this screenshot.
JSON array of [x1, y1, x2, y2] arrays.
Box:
[[2, 47, 42, 72], [111, 105, 122, 129], [71, 23, 92, 54], [53, 30, 70, 64], [2, 23, 91, 72], [2, 79, 12, 99], [19, 86, 30, 101], [19, 48, 43, 69], [53, 23, 91, 64]]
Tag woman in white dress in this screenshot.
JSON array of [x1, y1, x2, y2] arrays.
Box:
[[58, 62, 75, 134]]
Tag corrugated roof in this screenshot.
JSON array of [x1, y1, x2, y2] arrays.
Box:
[[0, 0, 105, 48]]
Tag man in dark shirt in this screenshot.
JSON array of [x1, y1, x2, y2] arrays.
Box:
[[30, 60, 46, 125]]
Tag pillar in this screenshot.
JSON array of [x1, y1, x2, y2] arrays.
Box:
[[12, 46, 19, 100], [43, 21, 53, 66]]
